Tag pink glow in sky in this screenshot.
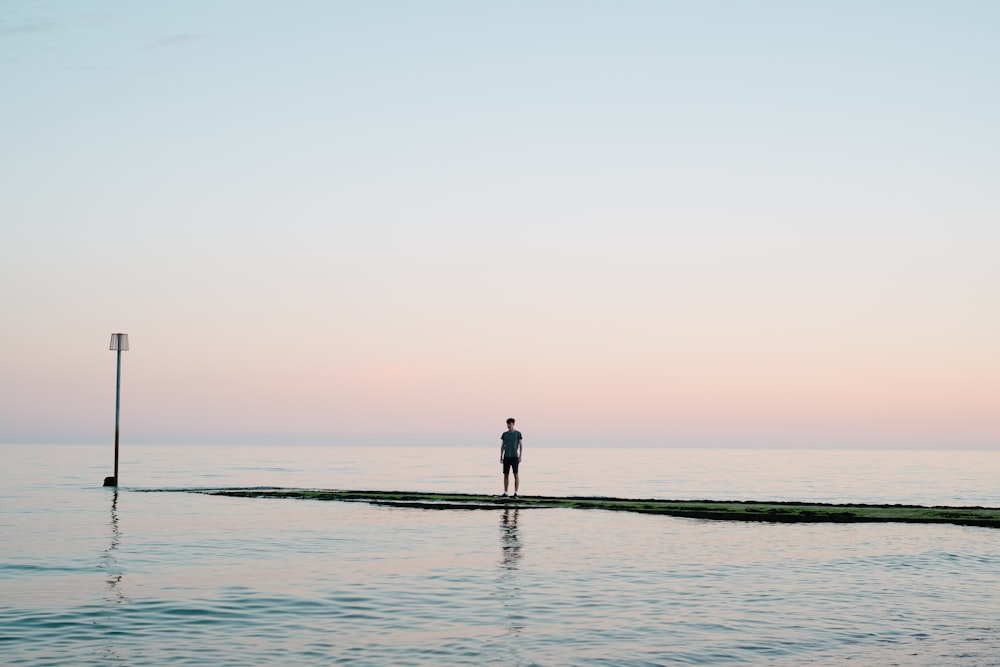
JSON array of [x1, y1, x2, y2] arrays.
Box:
[[1, 2, 997, 448]]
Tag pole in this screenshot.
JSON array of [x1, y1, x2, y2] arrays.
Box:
[[113, 342, 122, 485], [104, 332, 127, 487]]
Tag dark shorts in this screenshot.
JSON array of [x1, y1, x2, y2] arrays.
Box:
[[503, 457, 520, 475]]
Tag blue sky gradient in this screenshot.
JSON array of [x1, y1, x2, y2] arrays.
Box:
[[2, 1, 997, 447]]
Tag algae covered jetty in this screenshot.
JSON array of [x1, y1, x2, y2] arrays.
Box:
[[157, 488, 1000, 529]]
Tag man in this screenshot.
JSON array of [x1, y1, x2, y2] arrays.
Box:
[[500, 418, 523, 498]]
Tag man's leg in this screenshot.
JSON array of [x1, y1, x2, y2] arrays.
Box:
[[513, 472, 519, 494], [503, 471, 509, 494]]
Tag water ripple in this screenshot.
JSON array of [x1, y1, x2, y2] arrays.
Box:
[[5, 446, 1000, 666]]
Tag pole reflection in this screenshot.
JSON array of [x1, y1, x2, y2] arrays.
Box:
[[97, 490, 127, 665], [102, 490, 126, 603]]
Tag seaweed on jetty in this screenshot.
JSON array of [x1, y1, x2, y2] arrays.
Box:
[[146, 488, 1000, 528]]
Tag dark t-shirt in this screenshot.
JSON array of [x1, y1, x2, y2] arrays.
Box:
[[501, 430, 522, 459]]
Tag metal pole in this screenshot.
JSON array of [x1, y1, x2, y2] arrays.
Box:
[[104, 332, 128, 487], [113, 341, 122, 485]]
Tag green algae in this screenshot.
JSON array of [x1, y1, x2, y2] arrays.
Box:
[[151, 488, 1000, 528]]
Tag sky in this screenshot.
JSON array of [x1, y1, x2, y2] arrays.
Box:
[[1, 1, 997, 448]]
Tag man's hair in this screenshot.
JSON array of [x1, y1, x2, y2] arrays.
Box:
[[506, 418, 515, 425]]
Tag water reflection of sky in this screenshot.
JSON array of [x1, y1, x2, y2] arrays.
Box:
[[7, 446, 1000, 667]]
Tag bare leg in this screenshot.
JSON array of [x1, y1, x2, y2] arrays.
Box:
[[513, 472, 519, 494], [503, 471, 510, 494]]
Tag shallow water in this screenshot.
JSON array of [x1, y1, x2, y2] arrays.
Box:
[[3, 445, 1000, 666]]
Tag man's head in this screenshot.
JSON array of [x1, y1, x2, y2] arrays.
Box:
[[506, 418, 516, 429]]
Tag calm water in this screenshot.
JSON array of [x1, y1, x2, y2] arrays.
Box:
[[3, 444, 999, 666]]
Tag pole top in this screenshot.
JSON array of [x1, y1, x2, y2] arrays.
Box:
[[109, 333, 129, 351]]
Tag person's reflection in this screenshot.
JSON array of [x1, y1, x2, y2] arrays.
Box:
[[498, 507, 524, 644], [500, 506, 522, 571]]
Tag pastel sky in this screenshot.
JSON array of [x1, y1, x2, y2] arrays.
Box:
[[2, 1, 997, 448]]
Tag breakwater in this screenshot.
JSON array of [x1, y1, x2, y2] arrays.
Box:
[[156, 488, 1000, 528]]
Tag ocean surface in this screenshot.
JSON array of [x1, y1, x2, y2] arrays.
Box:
[[3, 444, 999, 666]]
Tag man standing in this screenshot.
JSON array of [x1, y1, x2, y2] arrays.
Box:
[[500, 418, 523, 498]]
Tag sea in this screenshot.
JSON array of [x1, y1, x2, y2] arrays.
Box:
[[3, 444, 999, 666]]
